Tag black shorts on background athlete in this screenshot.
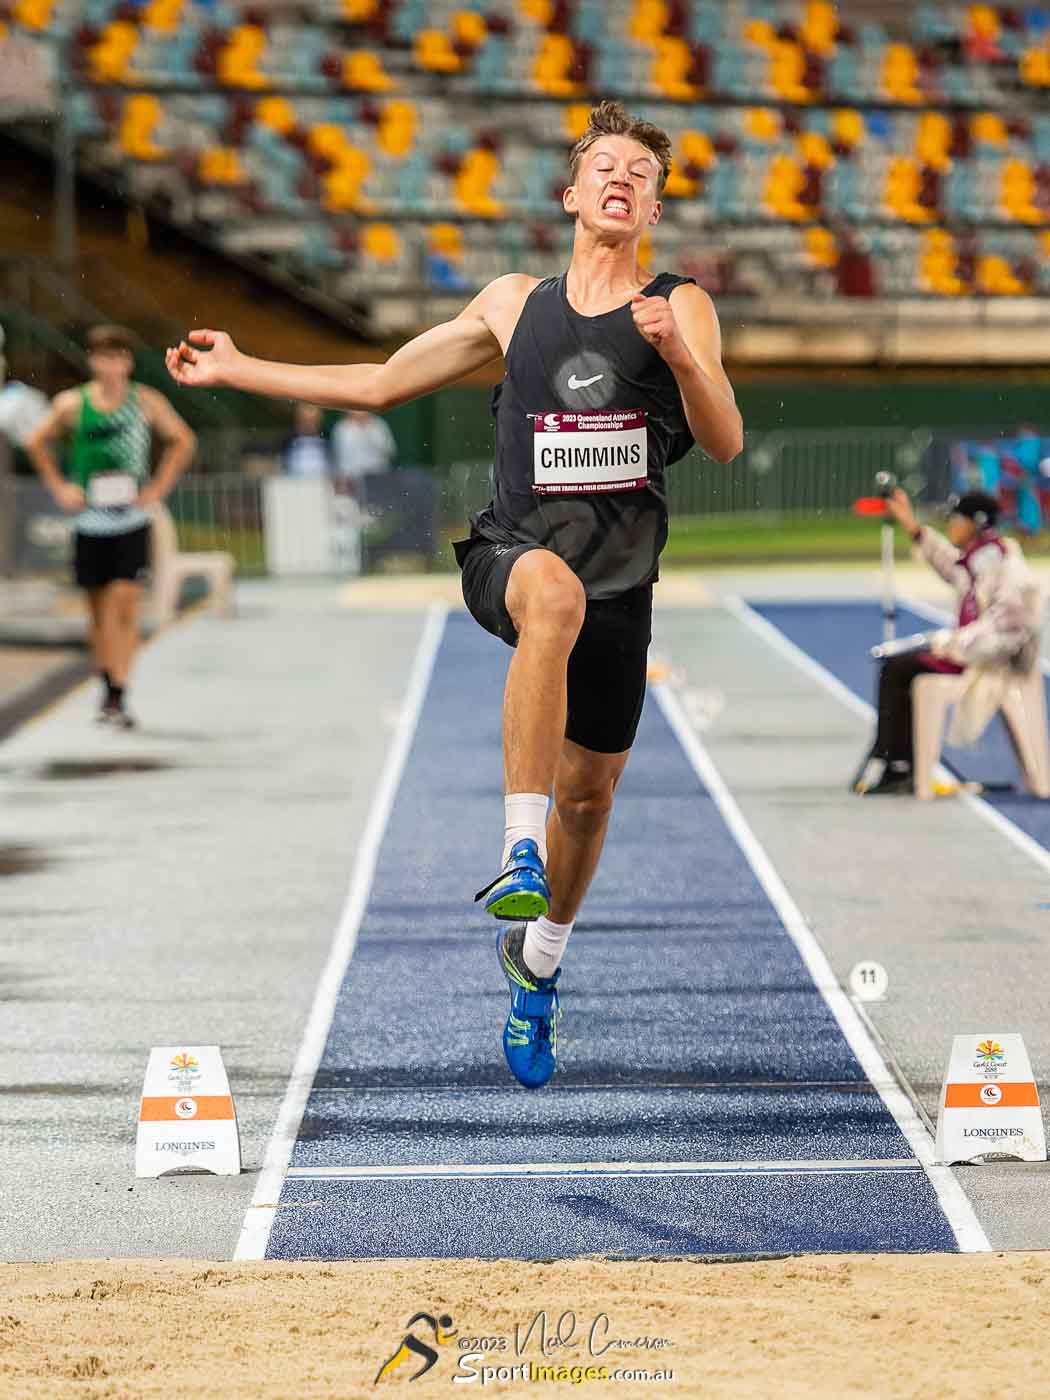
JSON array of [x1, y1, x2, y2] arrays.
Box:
[[74, 523, 151, 590], [457, 536, 651, 754], [454, 270, 695, 754]]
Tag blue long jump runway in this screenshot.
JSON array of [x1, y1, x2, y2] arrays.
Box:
[[265, 612, 960, 1260], [750, 600, 1050, 853]]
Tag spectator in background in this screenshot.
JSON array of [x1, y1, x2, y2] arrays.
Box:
[[863, 488, 1041, 794], [0, 325, 49, 453], [332, 408, 396, 485], [281, 402, 332, 477]]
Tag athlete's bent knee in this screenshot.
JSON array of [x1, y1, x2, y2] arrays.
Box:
[[556, 785, 615, 836], [511, 556, 585, 640]]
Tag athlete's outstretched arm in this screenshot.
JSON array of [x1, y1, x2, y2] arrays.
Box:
[[631, 283, 742, 463], [165, 276, 528, 410]]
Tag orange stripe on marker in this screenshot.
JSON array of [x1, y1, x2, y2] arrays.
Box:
[[943, 1083, 1040, 1108], [138, 1095, 235, 1121]]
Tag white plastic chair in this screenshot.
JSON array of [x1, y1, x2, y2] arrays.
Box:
[[149, 503, 234, 626], [913, 667, 1050, 800]]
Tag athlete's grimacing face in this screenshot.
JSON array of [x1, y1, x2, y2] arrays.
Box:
[[564, 136, 662, 239]]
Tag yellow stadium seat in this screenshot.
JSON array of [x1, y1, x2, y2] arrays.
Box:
[[429, 223, 464, 259], [343, 0, 379, 20], [362, 223, 402, 262], [652, 37, 699, 99], [119, 95, 165, 160], [255, 97, 296, 134], [455, 148, 504, 217], [798, 130, 834, 169], [920, 229, 965, 294], [661, 159, 698, 199], [831, 108, 865, 147], [637, 231, 653, 267], [745, 107, 782, 142], [804, 225, 839, 267], [764, 154, 810, 220], [744, 18, 777, 49], [533, 33, 578, 96], [801, 0, 837, 57], [881, 43, 921, 103], [519, 0, 552, 23], [976, 253, 1024, 295], [1001, 160, 1042, 223], [1019, 47, 1050, 86], [198, 146, 244, 185], [322, 146, 372, 212], [143, 0, 183, 35], [564, 104, 592, 141], [968, 4, 1000, 40], [452, 10, 488, 46], [885, 156, 932, 222], [344, 49, 394, 90], [217, 24, 267, 89], [377, 100, 417, 158], [629, 0, 669, 43], [771, 38, 811, 103], [916, 111, 952, 171], [680, 130, 715, 169], [89, 21, 139, 83], [12, 0, 53, 33], [971, 111, 1008, 146], [414, 29, 462, 73], [309, 123, 352, 160]]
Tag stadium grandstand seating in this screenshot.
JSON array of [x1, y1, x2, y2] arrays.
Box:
[[3, 0, 1048, 334]]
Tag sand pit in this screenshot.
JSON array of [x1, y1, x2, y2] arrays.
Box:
[[2, 1252, 1049, 1399]]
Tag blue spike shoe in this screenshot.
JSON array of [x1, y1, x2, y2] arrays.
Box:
[[497, 924, 560, 1090], [474, 838, 550, 922]]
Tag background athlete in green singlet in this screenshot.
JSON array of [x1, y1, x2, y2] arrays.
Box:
[[26, 325, 196, 727]]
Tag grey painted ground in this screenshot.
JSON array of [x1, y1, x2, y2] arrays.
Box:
[[0, 580, 424, 1260], [653, 597, 1050, 1251], [3, 568, 1050, 1259]]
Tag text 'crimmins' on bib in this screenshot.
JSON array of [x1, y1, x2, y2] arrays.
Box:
[[532, 410, 648, 496]]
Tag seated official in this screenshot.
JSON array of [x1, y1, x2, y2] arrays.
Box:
[[864, 489, 1042, 796]]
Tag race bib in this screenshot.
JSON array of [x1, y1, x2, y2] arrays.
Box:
[[532, 411, 648, 495], [87, 472, 137, 508]]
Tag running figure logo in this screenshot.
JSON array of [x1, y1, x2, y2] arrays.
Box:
[[374, 1311, 457, 1384]]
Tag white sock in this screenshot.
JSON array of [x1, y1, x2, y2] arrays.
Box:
[[523, 915, 574, 980], [502, 792, 549, 866]]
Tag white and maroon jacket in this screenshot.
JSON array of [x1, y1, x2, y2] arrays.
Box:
[[913, 525, 1043, 744]]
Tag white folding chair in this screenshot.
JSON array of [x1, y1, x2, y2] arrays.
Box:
[[912, 667, 1050, 800], [149, 503, 235, 627]]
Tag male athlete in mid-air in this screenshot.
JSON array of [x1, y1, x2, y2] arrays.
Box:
[[167, 101, 742, 1090]]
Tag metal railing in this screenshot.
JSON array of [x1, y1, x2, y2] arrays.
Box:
[[2, 428, 934, 585], [436, 427, 933, 528]]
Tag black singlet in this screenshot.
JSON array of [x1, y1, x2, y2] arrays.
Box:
[[468, 271, 697, 599]]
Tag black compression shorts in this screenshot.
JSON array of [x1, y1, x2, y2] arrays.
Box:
[[455, 536, 652, 755], [73, 525, 151, 591]]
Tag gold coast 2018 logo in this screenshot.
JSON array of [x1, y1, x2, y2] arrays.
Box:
[[375, 1311, 458, 1384]]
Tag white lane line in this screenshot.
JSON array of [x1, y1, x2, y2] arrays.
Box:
[[233, 602, 448, 1261], [654, 677, 991, 1254], [728, 594, 1050, 883], [286, 1158, 923, 1182]]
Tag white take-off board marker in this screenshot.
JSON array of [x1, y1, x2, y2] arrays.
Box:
[[935, 1033, 1046, 1165], [135, 1045, 241, 1178]]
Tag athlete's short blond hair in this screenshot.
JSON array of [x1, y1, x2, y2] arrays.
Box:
[[568, 101, 672, 196]]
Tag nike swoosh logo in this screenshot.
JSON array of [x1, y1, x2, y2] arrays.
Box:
[[567, 373, 604, 390]]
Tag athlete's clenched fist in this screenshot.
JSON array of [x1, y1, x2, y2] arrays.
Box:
[[165, 329, 241, 389], [630, 292, 689, 367]]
